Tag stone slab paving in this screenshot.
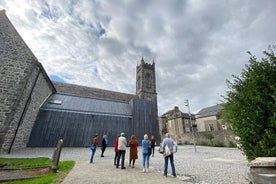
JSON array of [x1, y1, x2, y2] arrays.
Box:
[[0, 145, 249, 184], [61, 159, 183, 184]]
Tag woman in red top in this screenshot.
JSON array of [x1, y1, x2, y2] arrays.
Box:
[[114, 135, 119, 165], [90, 133, 99, 163]]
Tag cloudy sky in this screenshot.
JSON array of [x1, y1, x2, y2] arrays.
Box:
[[1, 0, 275, 115]]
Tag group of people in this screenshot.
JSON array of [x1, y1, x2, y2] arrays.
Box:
[[89, 132, 177, 177], [89, 133, 108, 163], [113, 132, 156, 171]]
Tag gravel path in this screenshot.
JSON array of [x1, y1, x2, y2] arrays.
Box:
[[0, 145, 249, 184]]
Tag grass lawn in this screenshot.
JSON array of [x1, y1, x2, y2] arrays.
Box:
[[0, 157, 75, 184]]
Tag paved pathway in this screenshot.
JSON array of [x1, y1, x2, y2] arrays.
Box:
[[61, 158, 183, 184], [0, 145, 249, 184]]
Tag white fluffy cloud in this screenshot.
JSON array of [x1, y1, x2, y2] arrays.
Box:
[[1, 0, 275, 114]]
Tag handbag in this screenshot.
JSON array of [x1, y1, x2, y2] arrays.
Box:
[[90, 145, 96, 150], [163, 145, 171, 157]]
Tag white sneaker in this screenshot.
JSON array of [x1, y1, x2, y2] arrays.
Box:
[[143, 168, 146, 173], [146, 168, 149, 173]]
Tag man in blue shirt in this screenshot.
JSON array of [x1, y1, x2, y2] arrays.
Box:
[[161, 133, 177, 177]]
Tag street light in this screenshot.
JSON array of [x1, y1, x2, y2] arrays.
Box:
[[184, 99, 197, 152]]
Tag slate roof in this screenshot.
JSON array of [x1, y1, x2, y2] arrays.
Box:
[[161, 106, 195, 119], [42, 93, 132, 117], [53, 81, 137, 102], [196, 104, 223, 118]]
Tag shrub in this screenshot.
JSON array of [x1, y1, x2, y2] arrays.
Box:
[[222, 46, 276, 161]]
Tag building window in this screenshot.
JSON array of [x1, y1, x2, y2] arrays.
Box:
[[185, 119, 189, 124], [185, 127, 190, 133], [168, 120, 172, 128], [209, 124, 214, 131], [145, 73, 151, 89], [222, 124, 227, 130], [137, 76, 141, 89], [48, 100, 62, 105]]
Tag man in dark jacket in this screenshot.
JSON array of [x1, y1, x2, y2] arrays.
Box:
[[101, 135, 108, 157]]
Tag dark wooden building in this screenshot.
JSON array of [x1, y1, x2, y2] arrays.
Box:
[[28, 82, 159, 147]]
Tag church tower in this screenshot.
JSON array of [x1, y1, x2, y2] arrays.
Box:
[[136, 57, 157, 103]]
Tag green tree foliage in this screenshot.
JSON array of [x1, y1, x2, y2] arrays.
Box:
[[222, 46, 276, 161]]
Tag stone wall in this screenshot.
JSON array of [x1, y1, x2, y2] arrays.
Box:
[[181, 130, 236, 147], [248, 157, 276, 184], [0, 10, 54, 152], [11, 70, 53, 150]]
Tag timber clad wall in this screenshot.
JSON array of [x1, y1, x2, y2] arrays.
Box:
[[28, 97, 160, 147], [28, 110, 132, 147], [131, 98, 160, 143]]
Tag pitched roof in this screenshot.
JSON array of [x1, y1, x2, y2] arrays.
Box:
[[161, 106, 195, 119], [196, 104, 223, 118], [42, 93, 132, 117], [52, 81, 137, 102]]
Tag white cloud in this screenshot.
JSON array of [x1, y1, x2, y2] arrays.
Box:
[[1, 0, 275, 114]]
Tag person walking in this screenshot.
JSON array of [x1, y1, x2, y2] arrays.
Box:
[[101, 134, 108, 157], [150, 135, 156, 157], [114, 135, 119, 165], [90, 133, 99, 163], [141, 134, 151, 173], [128, 134, 138, 168], [161, 133, 177, 177], [116, 132, 127, 169]]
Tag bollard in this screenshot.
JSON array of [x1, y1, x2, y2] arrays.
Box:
[[52, 139, 63, 173]]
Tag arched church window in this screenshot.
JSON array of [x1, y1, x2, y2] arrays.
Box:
[[137, 76, 141, 89], [145, 73, 151, 89]]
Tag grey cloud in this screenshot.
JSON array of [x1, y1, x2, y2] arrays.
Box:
[[1, 0, 275, 115]]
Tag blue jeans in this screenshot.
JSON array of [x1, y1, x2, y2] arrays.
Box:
[[164, 154, 176, 176], [116, 150, 126, 168], [142, 153, 150, 167], [90, 148, 96, 163]]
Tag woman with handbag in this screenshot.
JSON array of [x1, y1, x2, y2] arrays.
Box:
[[90, 133, 99, 163]]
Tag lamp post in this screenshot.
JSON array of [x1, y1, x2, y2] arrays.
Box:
[[184, 99, 196, 152]]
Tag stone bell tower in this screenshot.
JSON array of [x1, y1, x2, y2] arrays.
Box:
[[136, 57, 157, 104], [135, 57, 159, 143]]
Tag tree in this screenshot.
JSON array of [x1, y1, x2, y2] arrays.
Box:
[[222, 46, 276, 161]]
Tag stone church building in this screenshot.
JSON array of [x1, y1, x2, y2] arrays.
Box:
[[0, 10, 159, 153]]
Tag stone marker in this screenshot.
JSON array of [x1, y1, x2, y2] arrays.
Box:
[[51, 139, 63, 172]]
